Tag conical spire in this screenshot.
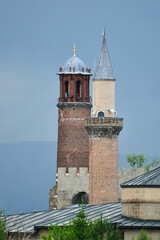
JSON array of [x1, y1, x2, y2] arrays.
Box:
[[93, 31, 114, 80]]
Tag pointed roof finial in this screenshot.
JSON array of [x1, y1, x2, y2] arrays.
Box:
[[103, 27, 106, 37], [73, 43, 76, 57]]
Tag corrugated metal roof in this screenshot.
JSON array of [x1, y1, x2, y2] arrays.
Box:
[[121, 167, 160, 187], [93, 33, 114, 80], [6, 202, 160, 234]]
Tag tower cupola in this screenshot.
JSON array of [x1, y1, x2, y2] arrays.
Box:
[[57, 45, 92, 103]]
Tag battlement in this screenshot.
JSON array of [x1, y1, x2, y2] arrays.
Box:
[[57, 167, 89, 177], [56, 167, 89, 209]]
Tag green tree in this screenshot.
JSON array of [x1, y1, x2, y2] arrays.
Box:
[[126, 153, 160, 171], [0, 209, 6, 240], [42, 203, 120, 240], [132, 229, 152, 240]]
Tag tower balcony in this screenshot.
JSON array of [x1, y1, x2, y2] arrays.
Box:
[[58, 96, 92, 104]]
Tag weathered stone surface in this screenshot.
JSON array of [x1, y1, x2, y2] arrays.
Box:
[[86, 117, 123, 138], [56, 167, 89, 209], [49, 168, 151, 210]]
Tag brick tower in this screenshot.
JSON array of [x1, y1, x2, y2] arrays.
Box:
[[49, 45, 91, 209], [86, 31, 123, 205], [57, 45, 92, 171]]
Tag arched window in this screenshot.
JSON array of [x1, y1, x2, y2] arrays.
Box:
[[98, 111, 104, 117], [72, 192, 88, 205], [76, 80, 81, 97], [65, 81, 69, 97]]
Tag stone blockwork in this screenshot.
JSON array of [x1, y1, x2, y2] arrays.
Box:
[[56, 167, 89, 209], [86, 117, 123, 205], [92, 79, 115, 117], [49, 167, 151, 210], [57, 103, 91, 171], [49, 183, 58, 210], [123, 229, 160, 240], [118, 167, 147, 200], [121, 169, 160, 220]]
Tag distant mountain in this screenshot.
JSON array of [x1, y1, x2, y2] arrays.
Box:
[[0, 142, 158, 214], [0, 141, 57, 214]]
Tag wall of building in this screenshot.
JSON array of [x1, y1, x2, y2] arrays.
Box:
[[118, 167, 147, 200], [124, 229, 160, 240], [57, 167, 89, 209], [49, 167, 150, 210]]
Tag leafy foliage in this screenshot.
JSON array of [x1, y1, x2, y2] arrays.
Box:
[[126, 153, 160, 171], [132, 229, 152, 240], [42, 203, 120, 240], [0, 209, 6, 240]]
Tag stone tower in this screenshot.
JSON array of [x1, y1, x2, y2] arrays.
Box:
[[86, 32, 123, 205], [49, 46, 91, 209]]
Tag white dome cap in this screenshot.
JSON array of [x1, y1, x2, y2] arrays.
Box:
[[63, 56, 86, 73]]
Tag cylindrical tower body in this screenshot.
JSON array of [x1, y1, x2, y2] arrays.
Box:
[[57, 56, 92, 171], [57, 102, 91, 171], [93, 79, 115, 117]]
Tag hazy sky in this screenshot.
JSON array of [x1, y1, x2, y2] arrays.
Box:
[[0, 0, 160, 156]]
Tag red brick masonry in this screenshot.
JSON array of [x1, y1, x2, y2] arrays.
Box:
[[57, 103, 91, 171], [86, 117, 123, 205]]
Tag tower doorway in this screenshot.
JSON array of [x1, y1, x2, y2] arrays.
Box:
[[72, 192, 88, 205]]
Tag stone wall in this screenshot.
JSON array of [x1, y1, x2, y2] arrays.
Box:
[[124, 229, 160, 240], [49, 167, 150, 209], [118, 167, 147, 200], [57, 167, 89, 209]]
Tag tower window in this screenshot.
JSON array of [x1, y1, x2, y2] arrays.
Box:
[[65, 81, 69, 97], [76, 80, 81, 97], [98, 111, 104, 117]]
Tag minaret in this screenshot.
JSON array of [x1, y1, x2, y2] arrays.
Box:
[[86, 31, 123, 205], [92, 30, 116, 117], [57, 45, 92, 171]]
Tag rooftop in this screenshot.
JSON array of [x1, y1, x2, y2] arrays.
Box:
[[121, 167, 160, 188], [6, 202, 160, 234], [93, 31, 114, 80], [57, 44, 91, 75]]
